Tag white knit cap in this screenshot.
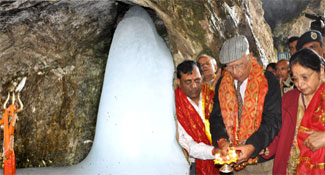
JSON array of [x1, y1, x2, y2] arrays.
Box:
[[219, 35, 250, 64]]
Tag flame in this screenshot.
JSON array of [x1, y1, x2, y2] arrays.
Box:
[[214, 147, 238, 165]]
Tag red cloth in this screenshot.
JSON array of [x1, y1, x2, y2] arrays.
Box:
[[1, 104, 17, 175], [297, 83, 325, 174], [4, 151, 15, 175], [176, 84, 219, 175], [263, 89, 299, 175]]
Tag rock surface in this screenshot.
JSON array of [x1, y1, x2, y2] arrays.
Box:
[[263, 0, 325, 52], [132, 0, 276, 65], [0, 1, 117, 167]]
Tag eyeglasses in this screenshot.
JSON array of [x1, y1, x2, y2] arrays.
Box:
[[225, 62, 245, 72]]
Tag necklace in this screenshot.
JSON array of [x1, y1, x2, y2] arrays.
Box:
[[301, 94, 307, 111]]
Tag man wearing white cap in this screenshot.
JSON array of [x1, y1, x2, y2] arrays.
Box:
[[209, 35, 282, 174], [197, 54, 222, 90]]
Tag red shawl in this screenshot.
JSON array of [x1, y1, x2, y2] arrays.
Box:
[[176, 83, 219, 175], [297, 83, 325, 174]]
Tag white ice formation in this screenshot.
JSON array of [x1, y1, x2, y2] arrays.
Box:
[[12, 6, 189, 175]]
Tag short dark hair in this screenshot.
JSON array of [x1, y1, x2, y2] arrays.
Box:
[[289, 48, 324, 73], [176, 60, 202, 79], [287, 36, 299, 45], [266, 63, 276, 70]]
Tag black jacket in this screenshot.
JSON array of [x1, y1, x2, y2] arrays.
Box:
[[209, 71, 282, 157]]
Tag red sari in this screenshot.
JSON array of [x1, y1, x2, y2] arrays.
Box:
[[297, 83, 325, 174], [176, 83, 219, 175]]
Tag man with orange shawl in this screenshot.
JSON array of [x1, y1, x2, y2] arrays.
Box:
[[209, 35, 282, 174], [175, 60, 219, 175]]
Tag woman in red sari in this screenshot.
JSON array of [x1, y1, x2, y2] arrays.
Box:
[[263, 48, 325, 175]]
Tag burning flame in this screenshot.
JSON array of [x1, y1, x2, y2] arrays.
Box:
[[214, 147, 238, 165]]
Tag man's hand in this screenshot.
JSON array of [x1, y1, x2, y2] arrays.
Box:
[[218, 139, 230, 156], [303, 130, 325, 151], [258, 147, 269, 156], [211, 147, 220, 156], [235, 144, 255, 164]]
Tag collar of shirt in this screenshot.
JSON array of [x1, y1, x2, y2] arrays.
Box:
[[187, 93, 204, 121], [234, 78, 248, 103], [283, 75, 293, 87]]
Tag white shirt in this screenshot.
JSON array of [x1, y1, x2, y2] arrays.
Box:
[[234, 78, 248, 103], [177, 93, 215, 162]]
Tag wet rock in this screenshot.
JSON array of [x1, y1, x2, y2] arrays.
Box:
[[0, 0, 117, 167], [263, 0, 324, 52], [131, 0, 276, 66]]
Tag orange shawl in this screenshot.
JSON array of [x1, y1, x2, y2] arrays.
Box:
[[0, 104, 17, 175], [218, 58, 268, 145], [297, 83, 325, 174], [176, 83, 219, 175]]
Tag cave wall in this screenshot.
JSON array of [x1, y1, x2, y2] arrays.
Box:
[[131, 0, 276, 66], [262, 0, 325, 52], [0, 1, 117, 167]]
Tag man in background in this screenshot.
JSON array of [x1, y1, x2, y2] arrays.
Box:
[[296, 30, 325, 82], [266, 63, 276, 76], [287, 36, 299, 56], [296, 30, 323, 58], [309, 14, 325, 58], [276, 59, 294, 95], [197, 55, 221, 90]]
